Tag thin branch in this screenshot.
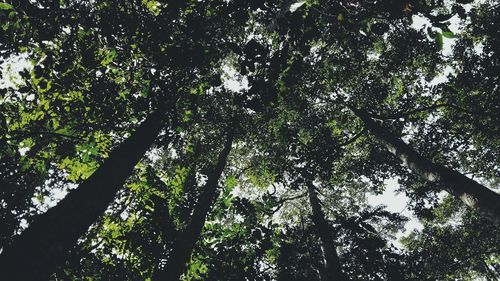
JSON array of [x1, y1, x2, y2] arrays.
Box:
[[4, 130, 85, 141], [269, 191, 308, 215], [369, 102, 498, 121], [339, 129, 366, 146]]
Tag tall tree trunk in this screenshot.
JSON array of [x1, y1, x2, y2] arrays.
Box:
[[0, 104, 173, 280], [307, 182, 348, 281], [153, 131, 234, 281], [350, 106, 500, 224]]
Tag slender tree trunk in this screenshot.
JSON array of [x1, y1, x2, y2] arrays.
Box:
[[350, 106, 500, 224], [0, 104, 173, 280], [307, 182, 348, 281], [153, 131, 234, 281]]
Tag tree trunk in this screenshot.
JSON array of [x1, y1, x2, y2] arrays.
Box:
[[0, 104, 173, 280], [307, 182, 348, 281], [350, 106, 500, 224], [153, 131, 234, 281]]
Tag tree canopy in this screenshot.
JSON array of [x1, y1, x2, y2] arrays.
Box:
[[0, 0, 499, 280]]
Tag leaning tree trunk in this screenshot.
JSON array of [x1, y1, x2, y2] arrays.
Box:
[[307, 182, 348, 281], [350, 106, 500, 224], [153, 131, 234, 281], [0, 104, 173, 280]]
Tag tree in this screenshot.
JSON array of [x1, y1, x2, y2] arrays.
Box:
[[0, 102, 174, 280], [1, 0, 251, 279], [401, 197, 500, 280], [1, 0, 499, 280], [154, 128, 235, 280], [306, 182, 346, 281], [349, 106, 500, 224]]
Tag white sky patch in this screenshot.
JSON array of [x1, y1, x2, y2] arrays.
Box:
[[366, 178, 423, 248], [18, 147, 30, 156], [410, 14, 463, 89], [430, 65, 455, 86], [222, 64, 249, 92], [146, 147, 163, 163], [411, 15, 458, 58], [44, 185, 73, 209], [289, 1, 306, 12], [0, 53, 31, 89]]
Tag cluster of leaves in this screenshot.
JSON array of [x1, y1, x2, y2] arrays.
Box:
[[1, 0, 499, 280]]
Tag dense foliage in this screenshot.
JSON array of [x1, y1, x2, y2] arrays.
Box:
[[0, 0, 499, 280]]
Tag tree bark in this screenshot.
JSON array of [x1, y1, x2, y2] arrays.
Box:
[[0, 104, 173, 280], [307, 182, 348, 281], [350, 106, 500, 224], [153, 131, 234, 281]]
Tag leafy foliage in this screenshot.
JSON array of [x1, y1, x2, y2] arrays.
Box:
[[1, 0, 499, 280]]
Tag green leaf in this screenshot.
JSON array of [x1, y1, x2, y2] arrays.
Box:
[[0, 3, 13, 10], [225, 175, 238, 191], [435, 33, 444, 50], [99, 48, 117, 66], [441, 31, 456, 38], [182, 109, 192, 122]]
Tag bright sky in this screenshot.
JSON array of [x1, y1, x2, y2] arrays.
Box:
[[366, 179, 424, 247]]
